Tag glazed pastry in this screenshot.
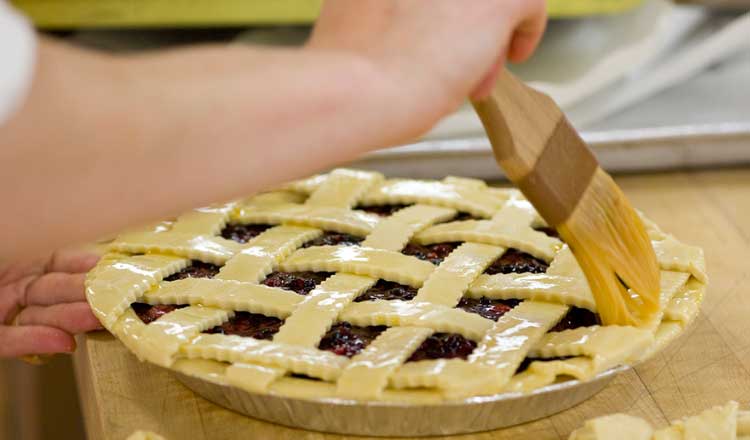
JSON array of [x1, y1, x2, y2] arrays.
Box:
[[86, 169, 707, 402], [569, 401, 749, 439]]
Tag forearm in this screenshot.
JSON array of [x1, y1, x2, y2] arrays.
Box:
[[0, 38, 441, 260]]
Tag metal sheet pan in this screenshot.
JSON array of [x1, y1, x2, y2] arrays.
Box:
[[351, 123, 750, 180]]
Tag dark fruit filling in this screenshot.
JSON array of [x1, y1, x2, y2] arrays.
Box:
[[484, 249, 549, 275], [318, 322, 386, 357], [164, 261, 221, 281], [456, 297, 520, 321], [534, 227, 560, 239], [407, 333, 477, 362], [262, 271, 332, 295], [357, 205, 481, 223], [220, 223, 272, 244], [356, 204, 410, 216], [303, 232, 363, 248], [354, 280, 418, 302], [551, 307, 601, 332], [402, 242, 460, 265], [452, 212, 482, 222], [132, 303, 186, 324], [204, 312, 283, 340]]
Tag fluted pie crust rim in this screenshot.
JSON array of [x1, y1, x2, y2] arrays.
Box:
[[85, 169, 707, 403]]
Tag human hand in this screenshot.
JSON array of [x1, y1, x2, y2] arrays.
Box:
[[308, 0, 546, 123], [0, 249, 101, 358]]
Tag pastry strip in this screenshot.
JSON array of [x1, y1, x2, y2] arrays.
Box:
[[136, 306, 232, 367], [469, 300, 569, 389], [652, 235, 707, 283], [361, 205, 456, 251], [183, 333, 348, 381], [236, 204, 379, 236], [339, 300, 493, 340], [111, 232, 240, 265], [170, 203, 236, 235], [280, 245, 435, 288], [360, 179, 505, 219], [272, 274, 376, 346], [216, 225, 321, 283], [86, 254, 189, 328], [303, 169, 383, 208], [142, 278, 303, 318], [336, 326, 432, 399], [414, 242, 504, 307]]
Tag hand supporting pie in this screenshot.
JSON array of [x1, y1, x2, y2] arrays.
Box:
[[0, 249, 101, 358]]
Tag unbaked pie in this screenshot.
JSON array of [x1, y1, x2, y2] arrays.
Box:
[[86, 169, 707, 402]]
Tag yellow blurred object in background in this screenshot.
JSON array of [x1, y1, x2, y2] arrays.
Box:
[[12, 0, 644, 29]]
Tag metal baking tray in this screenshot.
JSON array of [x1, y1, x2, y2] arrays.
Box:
[[351, 122, 750, 180], [173, 366, 628, 437]]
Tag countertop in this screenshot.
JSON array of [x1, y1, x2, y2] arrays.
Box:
[[73, 167, 750, 440]]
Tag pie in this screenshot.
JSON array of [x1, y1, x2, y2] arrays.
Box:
[[86, 169, 707, 403], [569, 401, 749, 439]]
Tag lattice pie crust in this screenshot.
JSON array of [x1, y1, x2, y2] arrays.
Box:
[[86, 169, 707, 403]]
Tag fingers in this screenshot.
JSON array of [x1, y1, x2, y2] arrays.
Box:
[[24, 272, 87, 306], [507, 0, 548, 63], [470, 0, 546, 100], [14, 302, 102, 334], [45, 249, 100, 274], [470, 56, 506, 101], [0, 325, 76, 358]]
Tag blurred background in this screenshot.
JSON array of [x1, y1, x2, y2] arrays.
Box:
[[1, 0, 749, 438]]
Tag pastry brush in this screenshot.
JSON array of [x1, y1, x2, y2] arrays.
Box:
[[472, 69, 660, 327]]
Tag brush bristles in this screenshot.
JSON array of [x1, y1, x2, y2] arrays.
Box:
[[557, 168, 661, 327]]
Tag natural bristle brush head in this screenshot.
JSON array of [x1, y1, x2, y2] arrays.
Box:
[[557, 168, 661, 326]]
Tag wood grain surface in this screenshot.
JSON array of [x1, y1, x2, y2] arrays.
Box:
[[73, 167, 750, 440]]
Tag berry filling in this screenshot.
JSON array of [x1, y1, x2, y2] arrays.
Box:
[[318, 322, 386, 357], [484, 249, 549, 275], [303, 232, 363, 248], [456, 297, 520, 321], [402, 242, 460, 265], [262, 271, 332, 295], [354, 280, 418, 302], [220, 223, 273, 244], [318, 323, 478, 362], [452, 212, 482, 222], [164, 261, 221, 281], [132, 303, 186, 324], [551, 307, 601, 332], [407, 333, 477, 362], [204, 312, 284, 340]]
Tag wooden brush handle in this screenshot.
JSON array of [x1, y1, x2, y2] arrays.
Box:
[[472, 69, 599, 226]]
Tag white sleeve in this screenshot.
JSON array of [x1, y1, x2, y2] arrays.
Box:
[[0, 1, 36, 125]]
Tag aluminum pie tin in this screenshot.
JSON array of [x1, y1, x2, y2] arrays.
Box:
[[172, 365, 628, 437]]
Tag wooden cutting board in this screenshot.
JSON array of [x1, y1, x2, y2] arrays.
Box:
[[73, 167, 750, 440]]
